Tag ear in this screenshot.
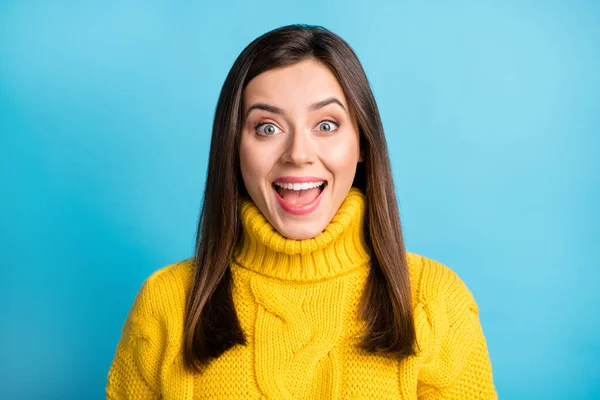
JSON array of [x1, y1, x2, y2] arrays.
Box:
[[359, 149, 365, 163]]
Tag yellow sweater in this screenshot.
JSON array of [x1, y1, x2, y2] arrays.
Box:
[[107, 188, 496, 399]]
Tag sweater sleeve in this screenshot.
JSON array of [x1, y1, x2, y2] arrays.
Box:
[[106, 274, 167, 400], [416, 258, 497, 399]]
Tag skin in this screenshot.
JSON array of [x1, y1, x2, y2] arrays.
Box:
[[239, 58, 363, 240]]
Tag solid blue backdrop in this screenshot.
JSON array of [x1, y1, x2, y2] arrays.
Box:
[[1, 1, 598, 399]]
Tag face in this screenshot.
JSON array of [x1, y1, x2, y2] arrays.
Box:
[[239, 59, 363, 240]]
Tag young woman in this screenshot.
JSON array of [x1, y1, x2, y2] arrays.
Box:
[[107, 24, 496, 399]]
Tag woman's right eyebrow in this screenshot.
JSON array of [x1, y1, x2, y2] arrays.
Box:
[[245, 103, 283, 119]]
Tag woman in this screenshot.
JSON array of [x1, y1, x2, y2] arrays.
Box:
[[107, 24, 496, 399]]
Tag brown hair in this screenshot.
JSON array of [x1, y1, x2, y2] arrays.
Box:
[[183, 24, 416, 372]]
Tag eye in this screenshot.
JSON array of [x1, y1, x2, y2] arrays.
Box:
[[256, 123, 282, 136], [315, 120, 339, 133]]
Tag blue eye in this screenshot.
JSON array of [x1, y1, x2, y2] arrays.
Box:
[[256, 123, 281, 136], [316, 120, 339, 133]]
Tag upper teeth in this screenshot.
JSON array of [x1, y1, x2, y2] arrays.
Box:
[[274, 181, 325, 191]]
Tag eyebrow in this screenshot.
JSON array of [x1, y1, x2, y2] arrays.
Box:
[[245, 97, 347, 119]]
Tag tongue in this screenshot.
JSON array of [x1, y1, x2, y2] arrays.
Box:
[[279, 187, 321, 206]]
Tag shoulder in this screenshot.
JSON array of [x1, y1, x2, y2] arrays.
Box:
[[405, 253, 496, 394], [129, 258, 195, 319], [144, 258, 195, 293], [405, 251, 478, 319], [109, 260, 195, 396]]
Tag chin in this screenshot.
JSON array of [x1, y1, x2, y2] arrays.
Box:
[[275, 222, 325, 240]]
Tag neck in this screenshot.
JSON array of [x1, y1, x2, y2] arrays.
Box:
[[233, 187, 371, 282]]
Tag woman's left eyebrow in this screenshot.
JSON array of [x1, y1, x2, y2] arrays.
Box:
[[245, 97, 347, 120], [309, 97, 347, 112]]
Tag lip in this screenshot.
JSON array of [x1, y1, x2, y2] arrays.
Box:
[[272, 180, 328, 216], [273, 176, 327, 184]]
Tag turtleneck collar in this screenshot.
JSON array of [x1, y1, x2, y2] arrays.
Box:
[[233, 187, 371, 282]]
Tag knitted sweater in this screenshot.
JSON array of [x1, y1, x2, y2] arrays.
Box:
[[106, 188, 496, 399]]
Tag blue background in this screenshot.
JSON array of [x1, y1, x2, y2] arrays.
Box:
[[1, 1, 598, 399]]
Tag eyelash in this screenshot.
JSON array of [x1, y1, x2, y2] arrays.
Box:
[[254, 119, 340, 135]]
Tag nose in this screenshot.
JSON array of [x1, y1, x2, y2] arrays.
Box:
[[280, 128, 316, 166]]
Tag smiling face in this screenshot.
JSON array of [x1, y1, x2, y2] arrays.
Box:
[[239, 58, 363, 240]]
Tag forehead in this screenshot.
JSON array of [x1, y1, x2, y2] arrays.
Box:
[[242, 59, 348, 110]]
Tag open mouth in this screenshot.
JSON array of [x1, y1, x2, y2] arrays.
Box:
[[272, 180, 328, 214]]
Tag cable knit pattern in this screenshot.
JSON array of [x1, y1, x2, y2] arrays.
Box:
[[106, 187, 497, 399]]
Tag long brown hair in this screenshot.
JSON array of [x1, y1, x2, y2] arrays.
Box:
[[183, 24, 416, 372]]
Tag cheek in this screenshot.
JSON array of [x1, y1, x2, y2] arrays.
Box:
[[320, 134, 360, 174], [239, 134, 276, 181]]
